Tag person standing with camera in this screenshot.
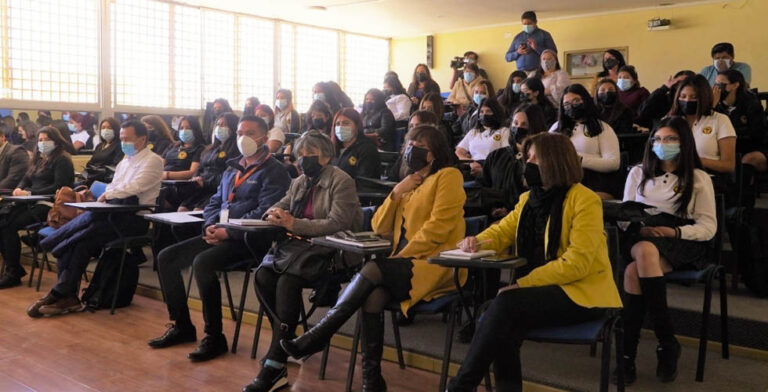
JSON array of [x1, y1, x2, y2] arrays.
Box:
[[505, 10, 557, 74], [450, 51, 489, 90]]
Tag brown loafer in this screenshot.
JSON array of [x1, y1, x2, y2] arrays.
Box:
[[38, 296, 83, 316], [27, 292, 58, 318]]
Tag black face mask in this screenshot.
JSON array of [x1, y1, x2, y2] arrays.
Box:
[[677, 100, 698, 116], [519, 92, 531, 102], [509, 126, 529, 146], [311, 118, 326, 130], [479, 114, 500, 129], [564, 103, 586, 120], [603, 58, 618, 70], [382, 89, 393, 97], [597, 91, 618, 105], [298, 155, 323, 178], [523, 162, 542, 188], [416, 72, 428, 82], [213, 109, 224, 117], [363, 102, 375, 112], [403, 144, 430, 172], [8, 132, 24, 145], [715, 83, 728, 102]]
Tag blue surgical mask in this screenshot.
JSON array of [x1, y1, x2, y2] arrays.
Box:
[[67, 123, 77, 132], [617, 78, 633, 91], [473, 93, 487, 106], [334, 125, 354, 142], [121, 141, 137, 156], [523, 24, 536, 34], [313, 93, 326, 102], [275, 98, 288, 110], [37, 140, 55, 155], [512, 83, 522, 94], [214, 126, 230, 142], [464, 72, 476, 83], [178, 129, 195, 144], [61, 113, 70, 122], [652, 143, 680, 161], [100, 128, 115, 142]]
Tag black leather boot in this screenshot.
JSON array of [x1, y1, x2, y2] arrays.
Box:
[[612, 293, 643, 385], [361, 311, 387, 392], [281, 274, 376, 359]]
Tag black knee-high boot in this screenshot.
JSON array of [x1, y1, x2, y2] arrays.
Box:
[[616, 293, 644, 384], [361, 311, 387, 392], [742, 163, 756, 209], [281, 274, 377, 359], [639, 277, 680, 382]]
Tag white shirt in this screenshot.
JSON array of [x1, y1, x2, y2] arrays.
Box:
[[104, 146, 163, 207], [268, 127, 285, 144], [691, 112, 736, 160], [274, 109, 294, 133], [457, 127, 510, 160], [549, 120, 620, 173], [623, 166, 717, 242], [70, 130, 90, 147], [386, 94, 412, 121], [541, 70, 570, 108]]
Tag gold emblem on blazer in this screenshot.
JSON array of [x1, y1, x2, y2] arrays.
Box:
[[493, 133, 502, 141], [673, 185, 681, 194], [147, 143, 154, 150], [348, 156, 358, 166], [702, 126, 713, 135], [178, 151, 188, 160], [218, 151, 227, 159]]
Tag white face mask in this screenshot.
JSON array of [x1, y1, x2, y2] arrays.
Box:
[[100, 128, 115, 142], [542, 59, 556, 72], [275, 99, 288, 110], [237, 135, 260, 157], [714, 58, 732, 71], [214, 126, 230, 143]]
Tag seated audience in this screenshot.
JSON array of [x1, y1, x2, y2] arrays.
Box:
[[254, 104, 286, 153], [448, 62, 485, 108], [620, 116, 716, 385], [481, 103, 548, 219], [331, 107, 380, 179], [274, 125, 464, 392], [243, 131, 362, 392], [446, 132, 621, 392], [591, 49, 626, 94], [388, 110, 442, 182], [179, 112, 240, 211], [149, 116, 291, 362], [551, 84, 620, 199], [142, 115, 175, 157], [78, 117, 124, 185], [521, 77, 558, 128], [419, 92, 454, 146], [638, 70, 696, 128], [207, 98, 234, 143], [595, 78, 636, 134], [406, 63, 441, 109], [700, 42, 752, 86], [456, 98, 510, 177], [274, 89, 302, 134], [383, 75, 412, 122], [304, 100, 333, 135], [29, 120, 161, 316], [534, 49, 570, 108], [0, 126, 73, 289], [161, 116, 204, 182], [713, 69, 765, 154], [17, 120, 40, 154], [312, 82, 342, 115], [505, 10, 558, 73], [362, 88, 396, 151], [50, 120, 78, 154], [450, 51, 490, 89], [243, 96, 261, 117], [0, 125, 30, 190], [453, 80, 497, 139], [68, 112, 93, 151], [497, 70, 528, 115], [617, 65, 650, 114]]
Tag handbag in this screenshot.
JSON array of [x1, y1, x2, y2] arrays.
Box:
[[46, 186, 95, 229], [260, 236, 338, 282]]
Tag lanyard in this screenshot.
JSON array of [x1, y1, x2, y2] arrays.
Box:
[[227, 162, 264, 202]]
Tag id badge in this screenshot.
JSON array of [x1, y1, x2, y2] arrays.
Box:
[[220, 209, 229, 223]]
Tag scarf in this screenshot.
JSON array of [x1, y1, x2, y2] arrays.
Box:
[[515, 185, 569, 276]]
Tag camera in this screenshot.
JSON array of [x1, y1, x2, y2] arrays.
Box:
[[450, 56, 465, 70]]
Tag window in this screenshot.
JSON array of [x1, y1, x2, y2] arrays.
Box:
[[343, 34, 390, 109], [294, 26, 338, 113], [111, 0, 171, 108], [173, 6, 202, 110], [278, 24, 295, 103], [236, 17, 274, 110], [3, 0, 99, 103], [201, 10, 235, 107]]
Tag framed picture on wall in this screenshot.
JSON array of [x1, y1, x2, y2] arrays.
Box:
[[564, 47, 629, 77]]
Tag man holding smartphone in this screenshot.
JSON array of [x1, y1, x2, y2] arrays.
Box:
[[505, 11, 558, 74]]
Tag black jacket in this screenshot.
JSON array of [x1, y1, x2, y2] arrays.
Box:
[[0, 143, 29, 190], [81, 141, 124, 184], [333, 134, 381, 180], [363, 107, 396, 152], [480, 146, 526, 211], [638, 84, 675, 128], [715, 90, 766, 151], [18, 153, 74, 195]]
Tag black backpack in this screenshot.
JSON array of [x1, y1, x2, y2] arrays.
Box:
[[81, 248, 140, 310], [728, 208, 768, 297]]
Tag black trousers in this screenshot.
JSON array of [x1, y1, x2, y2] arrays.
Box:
[[0, 204, 50, 277], [157, 236, 268, 335], [53, 215, 148, 297], [255, 267, 310, 363], [449, 286, 604, 392]]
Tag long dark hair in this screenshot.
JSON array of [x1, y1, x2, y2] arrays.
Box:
[[473, 97, 506, 133], [174, 115, 205, 148], [639, 116, 702, 216], [498, 70, 527, 113], [331, 107, 364, 152], [206, 112, 238, 154], [419, 92, 445, 120], [597, 49, 626, 78], [29, 126, 70, 174], [305, 100, 333, 135], [717, 69, 748, 95], [383, 75, 406, 95], [326, 81, 354, 108], [668, 75, 714, 120], [511, 103, 548, 135], [522, 77, 556, 114], [363, 88, 387, 115], [554, 84, 604, 137], [50, 120, 77, 154], [313, 82, 341, 114], [410, 63, 433, 86], [408, 125, 457, 174]]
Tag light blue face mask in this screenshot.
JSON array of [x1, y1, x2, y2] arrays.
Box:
[[67, 123, 77, 132], [652, 143, 680, 161], [617, 78, 633, 92], [37, 140, 55, 155], [121, 141, 136, 156], [523, 24, 536, 34], [464, 72, 476, 83], [214, 126, 230, 142], [100, 128, 115, 142], [473, 93, 487, 106], [335, 125, 354, 142], [512, 83, 522, 93], [178, 129, 195, 144], [62, 113, 70, 122], [314, 93, 326, 102]]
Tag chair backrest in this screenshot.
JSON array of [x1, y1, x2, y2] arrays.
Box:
[[90, 181, 108, 199], [464, 215, 488, 237], [712, 193, 725, 266], [362, 206, 376, 232], [393, 127, 406, 153], [605, 224, 621, 286]]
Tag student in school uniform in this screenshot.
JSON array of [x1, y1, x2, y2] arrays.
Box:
[[274, 89, 302, 134], [455, 98, 510, 178], [254, 104, 286, 153], [331, 107, 380, 180], [78, 117, 124, 185], [142, 115, 175, 158]]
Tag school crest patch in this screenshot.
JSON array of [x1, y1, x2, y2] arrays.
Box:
[[702, 126, 713, 135], [218, 151, 227, 159], [178, 151, 188, 160], [348, 156, 358, 166]]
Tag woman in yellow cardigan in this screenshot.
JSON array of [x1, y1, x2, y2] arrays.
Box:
[[281, 125, 465, 392], [448, 132, 622, 392]]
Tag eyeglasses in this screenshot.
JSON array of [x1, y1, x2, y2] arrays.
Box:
[[650, 136, 680, 144], [561, 100, 583, 109]]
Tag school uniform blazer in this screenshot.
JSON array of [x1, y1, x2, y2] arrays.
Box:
[[371, 167, 467, 314], [476, 183, 622, 309]]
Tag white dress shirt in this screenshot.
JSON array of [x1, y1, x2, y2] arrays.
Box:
[[691, 112, 736, 160], [104, 146, 163, 207], [457, 127, 511, 161], [550, 120, 620, 173]]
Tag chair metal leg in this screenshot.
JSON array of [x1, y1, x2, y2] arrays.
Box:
[[345, 311, 362, 392], [251, 307, 265, 359], [223, 271, 236, 320], [599, 323, 613, 392], [36, 251, 48, 291], [590, 341, 598, 357], [719, 268, 729, 359], [27, 235, 38, 288], [695, 271, 715, 382], [439, 301, 457, 392], [299, 302, 310, 333], [390, 310, 405, 369], [318, 343, 330, 380], [231, 270, 251, 354], [615, 317, 625, 392], [110, 246, 128, 315]]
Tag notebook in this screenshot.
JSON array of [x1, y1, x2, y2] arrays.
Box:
[[325, 232, 392, 248], [438, 249, 496, 260], [227, 219, 274, 227]]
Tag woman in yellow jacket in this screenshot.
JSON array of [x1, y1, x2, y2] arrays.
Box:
[[281, 125, 466, 392], [448, 132, 622, 392]]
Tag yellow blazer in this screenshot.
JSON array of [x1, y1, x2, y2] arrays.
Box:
[[371, 167, 467, 314], [476, 183, 622, 309]]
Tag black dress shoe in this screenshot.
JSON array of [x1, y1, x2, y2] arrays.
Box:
[[243, 365, 289, 392], [188, 334, 228, 362], [0, 274, 22, 289], [148, 324, 197, 348], [656, 340, 681, 382], [611, 357, 637, 385]]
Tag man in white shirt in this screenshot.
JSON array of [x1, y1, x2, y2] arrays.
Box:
[[28, 119, 163, 317]]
